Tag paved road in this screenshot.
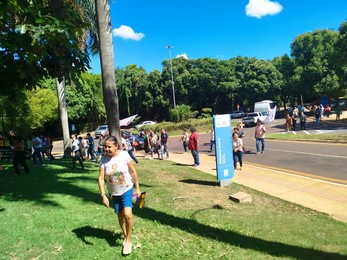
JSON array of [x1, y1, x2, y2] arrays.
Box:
[[168, 118, 347, 185], [52, 117, 347, 184]]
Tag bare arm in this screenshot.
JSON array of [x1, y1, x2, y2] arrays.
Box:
[[98, 167, 109, 208], [128, 161, 141, 197]]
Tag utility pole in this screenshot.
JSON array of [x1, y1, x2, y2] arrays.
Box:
[[166, 45, 176, 109]]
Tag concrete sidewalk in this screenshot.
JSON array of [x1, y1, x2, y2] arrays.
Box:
[[166, 151, 347, 223]]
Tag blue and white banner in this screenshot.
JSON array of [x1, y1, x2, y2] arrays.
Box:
[[213, 114, 234, 181]]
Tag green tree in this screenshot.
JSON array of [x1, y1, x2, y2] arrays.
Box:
[[291, 29, 339, 100], [26, 88, 58, 130], [332, 21, 347, 98], [272, 54, 298, 109], [0, 0, 91, 156], [241, 60, 283, 109]]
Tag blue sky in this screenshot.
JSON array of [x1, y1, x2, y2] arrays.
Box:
[[89, 0, 347, 74]]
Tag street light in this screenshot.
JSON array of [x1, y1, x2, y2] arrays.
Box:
[[166, 45, 176, 109]]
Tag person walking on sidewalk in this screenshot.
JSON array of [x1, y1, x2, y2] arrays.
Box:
[[300, 113, 307, 130], [232, 132, 243, 170], [122, 132, 139, 164], [208, 127, 215, 152], [255, 119, 266, 154], [160, 128, 169, 159], [188, 127, 200, 167], [179, 129, 189, 152]]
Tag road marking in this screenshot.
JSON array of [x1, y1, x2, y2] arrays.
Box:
[[267, 148, 347, 159], [247, 162, 347, 186], [316, 130, 334, 134]]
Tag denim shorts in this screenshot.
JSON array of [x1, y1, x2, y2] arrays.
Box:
[[112, 188, 133, 214]]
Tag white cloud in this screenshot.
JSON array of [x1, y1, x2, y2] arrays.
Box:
[[176, 53, 188, 59], [245, 0, 283, 19], [112, 25, 145, 40]]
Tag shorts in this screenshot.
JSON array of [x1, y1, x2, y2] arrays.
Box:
[[112, 188, 133, 214]]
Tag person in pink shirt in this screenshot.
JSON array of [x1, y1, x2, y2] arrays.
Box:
[[254, 119, 266, 154]]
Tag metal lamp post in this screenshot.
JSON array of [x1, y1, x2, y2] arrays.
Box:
[[166, 45, 176, 109]]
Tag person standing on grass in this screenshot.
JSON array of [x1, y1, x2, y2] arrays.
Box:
[[13, 136, 30, 175], [179, 128, 189, 152], [71, 134, 84, 171], [31, 132, 45, 167], [188, 127, 200, 167], [87, 133, 96, 161], [255, 119, 266, 154], [98, 136, 141, 256]]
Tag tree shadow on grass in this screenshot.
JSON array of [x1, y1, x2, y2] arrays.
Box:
[[0, 159, 100, 207], [134, 207, 346, 259], [179, 179, 219, 187], [172, 162, 194, 167], [72, 226, 120, 247]]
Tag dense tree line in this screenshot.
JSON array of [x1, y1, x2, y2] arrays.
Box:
[[114, 23, 347, 122], [0, 0, 346, 135]]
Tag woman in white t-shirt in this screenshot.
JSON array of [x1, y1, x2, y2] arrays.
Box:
[[98, 136, 141, 256], [232, 132, 244, 170]]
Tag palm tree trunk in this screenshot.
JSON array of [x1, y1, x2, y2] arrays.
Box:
[[95, 0, 120, 141], [56, 77, 71, 158]]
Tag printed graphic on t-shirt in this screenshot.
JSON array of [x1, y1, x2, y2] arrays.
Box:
[[108, 163, 127, 195]]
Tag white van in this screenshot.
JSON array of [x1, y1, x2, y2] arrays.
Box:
[[254, 100, 278, 115]]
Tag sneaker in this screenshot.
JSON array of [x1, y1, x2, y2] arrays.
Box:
[[149, 157, 153, 160], [261, 151, 264, 154], [122, 241, 132, 255], [193, 164, 200, 168], [42, 164, 46, 167]]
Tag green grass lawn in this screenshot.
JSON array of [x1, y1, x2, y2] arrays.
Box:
[[1, 158, 347, 259]]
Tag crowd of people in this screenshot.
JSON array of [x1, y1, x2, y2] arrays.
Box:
[[4, 131, 56, 175]]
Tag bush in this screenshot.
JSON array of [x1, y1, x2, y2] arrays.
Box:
[[170, 105, 197, 122]]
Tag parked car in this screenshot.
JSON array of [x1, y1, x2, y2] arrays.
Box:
[[94, 125, 108, 138], [241, 112, 267, 127], [124, 131, 145, 150], [331, 99, 347, 108], [135, 120, 156, 129], [230, 111, 245, 119]]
